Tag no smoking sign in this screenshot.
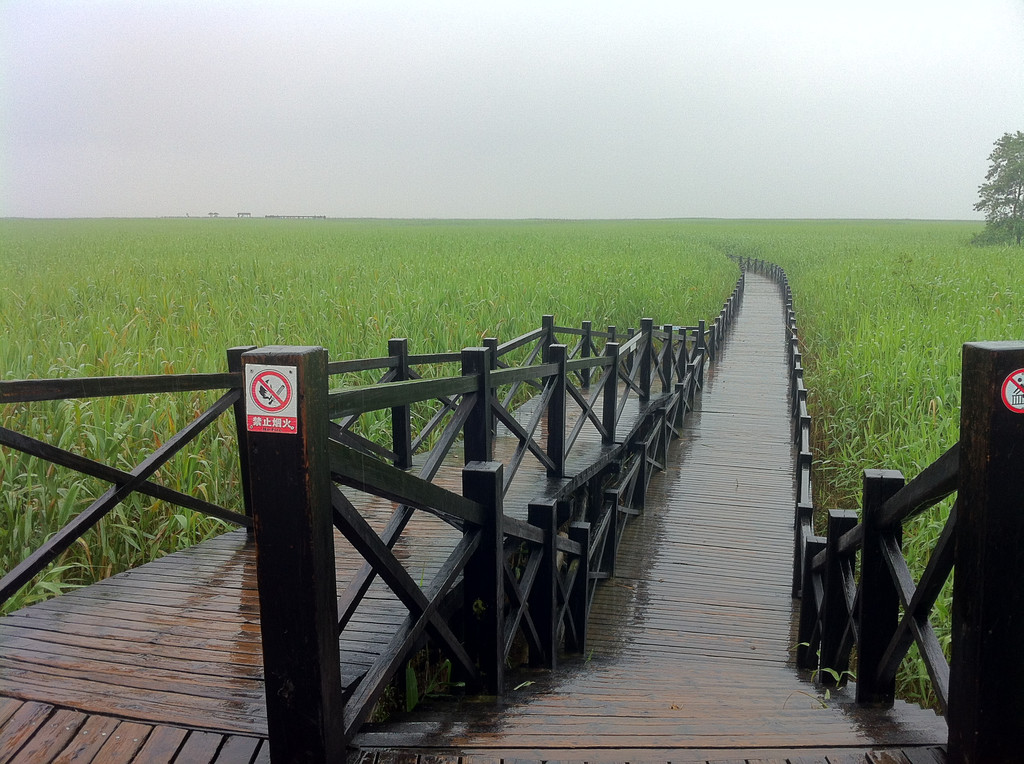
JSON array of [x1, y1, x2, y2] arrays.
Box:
[[1001, 368, 1024, 414], [246, 364, 298, 434]]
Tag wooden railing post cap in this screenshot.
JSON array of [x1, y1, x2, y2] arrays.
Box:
[[462, 346, 494, 366], [463, 460, 505, 497], [243, 344, 324, 357], [864, 468, 904, 482], [964, 340, 1024, 352], [463, 459, 503, 475]]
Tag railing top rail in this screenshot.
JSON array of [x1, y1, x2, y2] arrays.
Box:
[[617, 330, 644, 355], [328, 375, 477, 419], [835, 522, 863, 558], [497, 328, 544, 355], [328, 356, 398, 375], [566, 355, 610, 373], [0, 372, 241, 403], [408, 351, 462, 366], [552, 324, 614, 339], [490, 362, 559, 388], [877, 442, 960, 530]]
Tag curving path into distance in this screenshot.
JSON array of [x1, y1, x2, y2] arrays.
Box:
[[353, 271, 950, 763]]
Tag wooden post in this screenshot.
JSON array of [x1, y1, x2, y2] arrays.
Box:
[[483, 337, 499, 362], [819, 510, 858, 686], [856, 469, 905, 705], [655, 408, 669, 473], [661, 324, 674, 393], [227, 346, 257, 527], [566, 521, 591, 653], [625, 328, 636, 377], [483, 337, 499, 437], [546, 343, 567, 478], [633, 441, 648, 509], [580, 321, 593, 388], [528, 500, 558, 670], [602, 342, 619, 444], [696, 322, 706, 386], [685, 360, 697, 409], [389, 338, 412, 469], [462, 347, 492, 464], [947, 342, 1024, 763], [675, 327, 688, 381], [796, 536, 826, 670], [542, 314, 555, 353], [240, 346, 344, 762], [793, 502, 814, 597], [639, 318, 653, 401], [601, 488, 621, 577], [673, 381, 687, 430], [462, 461, 505, 695]]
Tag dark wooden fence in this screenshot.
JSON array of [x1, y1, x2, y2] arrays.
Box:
[[0, 275, 745, 761], [744, 256, 1024, 764], [0, 363, 254, 609], [240, 286, 746, 758]]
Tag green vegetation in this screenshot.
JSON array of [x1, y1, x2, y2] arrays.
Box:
[[974, 131, 1024, 246], [2, 217, 1017, 711], [0, 218, 736, 612], [725, 220, 1019, 706]]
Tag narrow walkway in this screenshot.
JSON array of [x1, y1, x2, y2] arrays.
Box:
[[353, 273, 948, 761]]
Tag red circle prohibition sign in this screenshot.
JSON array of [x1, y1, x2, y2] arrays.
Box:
[[250, 370, 293, 413], [1001, 368, 1024, 413]]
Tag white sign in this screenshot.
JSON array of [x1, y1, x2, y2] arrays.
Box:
[[1001, 368, 1024, 414], [246, 364, 298, 433]]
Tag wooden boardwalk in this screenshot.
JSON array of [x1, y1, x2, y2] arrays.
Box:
[[0, 273, 949, 763], [350, 274, 949, 762]]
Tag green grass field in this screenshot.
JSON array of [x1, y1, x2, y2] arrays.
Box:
[[0, 218, 737, 611], [2, 217, 1017, 707]]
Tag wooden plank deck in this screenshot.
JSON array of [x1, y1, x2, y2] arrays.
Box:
[[0, 272, 950, 763]]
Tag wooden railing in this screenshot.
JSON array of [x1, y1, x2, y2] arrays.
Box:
[[239, 276, 745, 758], [746, 256, 1024, 764], [0, 360, 254, 609]]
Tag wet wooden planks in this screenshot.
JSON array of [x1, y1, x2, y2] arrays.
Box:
[[0, 508, 469, 736], [0, 696, 268, 763], [351, 273, 948, 756], [359, 748, 947, 764]]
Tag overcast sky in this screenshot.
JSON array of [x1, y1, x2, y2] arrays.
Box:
[[3, 1, 1023, 219]]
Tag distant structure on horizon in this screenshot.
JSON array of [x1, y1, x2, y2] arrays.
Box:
[[172, 212, 328, 220]]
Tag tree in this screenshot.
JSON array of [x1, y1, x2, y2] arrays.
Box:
[[974, 131, 1024, 245]]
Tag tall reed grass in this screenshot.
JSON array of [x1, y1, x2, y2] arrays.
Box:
[[727, 220, 1017, 706], [0, 218, 737, 612]]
